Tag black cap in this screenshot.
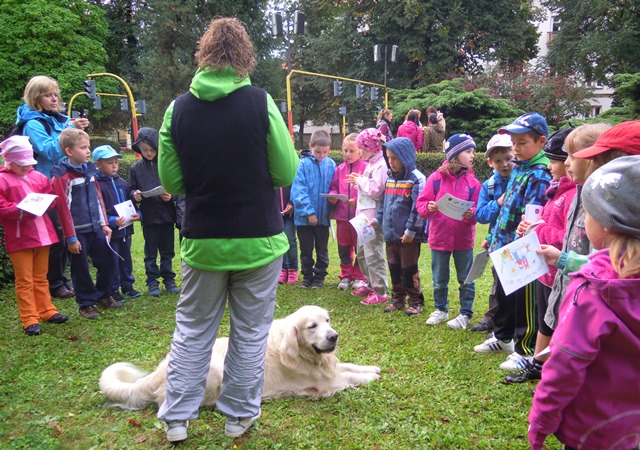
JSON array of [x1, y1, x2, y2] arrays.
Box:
[[544, 127, 574, 161]]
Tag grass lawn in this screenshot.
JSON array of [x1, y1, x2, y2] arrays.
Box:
[[0, 222, 561, 449]]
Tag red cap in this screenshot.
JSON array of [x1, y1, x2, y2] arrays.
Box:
[[573, 120, 640, 159]]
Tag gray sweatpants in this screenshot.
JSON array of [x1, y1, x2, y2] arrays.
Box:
[[157, 257, 282, 423]]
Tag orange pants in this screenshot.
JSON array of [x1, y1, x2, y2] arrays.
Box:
[[9, 246, 59, 328]]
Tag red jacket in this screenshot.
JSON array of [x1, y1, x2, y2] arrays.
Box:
[[0, 167, 58, 253]]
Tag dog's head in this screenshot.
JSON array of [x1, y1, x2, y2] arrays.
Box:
[[280, 306, 339, 373]]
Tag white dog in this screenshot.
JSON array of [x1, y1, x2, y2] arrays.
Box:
[[100, 305, 381, 410]]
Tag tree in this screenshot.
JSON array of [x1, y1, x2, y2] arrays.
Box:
[[598, 73, 640, 123], [0, 0, 109, 133], [543, 0, 640, 83]]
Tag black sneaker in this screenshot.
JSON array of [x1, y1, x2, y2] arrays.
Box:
[[470, 321, 493, 333], [505, 361, 542, 384], [24, 324, 43, 336], [96, 296, 124, 310], [122, 287, 142, 299], [311, 278, 324, 289], [111, 292, 126, 303], [299, 277, 313, 289], [79, 305, 101, 320], [51, 286, 75, 299], [46, 313, 68, 324]]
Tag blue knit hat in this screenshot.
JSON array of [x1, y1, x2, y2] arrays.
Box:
[[445, 133, 476, 161]]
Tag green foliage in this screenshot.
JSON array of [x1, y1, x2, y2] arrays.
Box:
[[0, 226, 14, 289], [597, 73, 640, 122], [543, 0, 640, 84], [0, 0, 109, 133]]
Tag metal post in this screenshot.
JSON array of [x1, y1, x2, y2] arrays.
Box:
[[384, 45, 388, 87]]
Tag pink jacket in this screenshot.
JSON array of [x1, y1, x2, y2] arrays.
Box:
[[354, 152, 387, 220], [536, 176, 577, 286], [397, 121, 423, 152], [529, 249, 640, 450], [416, 163, 480, 251], [0, 167, 58, 253], [329, 159, 367, 221]]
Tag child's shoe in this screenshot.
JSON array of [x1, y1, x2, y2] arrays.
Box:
[[446, 314, 470, 330], [287, 270, 299, 284], [351, 279, 367, 290], [148, 283, 162, 296], [165, 282, 180, 294], [311, 277, 325, 289], [111, 291, 126, 303], [299, 277, 313, 289], [404, 305, 422, 316], [97, 295, 124, 310], [425, 309, 449, 325], [278, 269, 288, 284], [351, 285, 374, 297], [499, 352, 532, 371], [470, 321, 493, 333], [78, 305, 101, 320], [473, 334, 515, 353], [360, 292, 388, 305], [383, 303, 404, 313], [46, 313, 68, 324], [122, 287, 142, 299], [24, 324, 42, 336], [337, 278, 351, 290]]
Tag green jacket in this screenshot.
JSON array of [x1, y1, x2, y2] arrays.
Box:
[[158, 67, 298, 271]]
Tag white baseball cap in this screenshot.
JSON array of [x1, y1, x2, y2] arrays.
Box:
[[485, 134, 513, 158]]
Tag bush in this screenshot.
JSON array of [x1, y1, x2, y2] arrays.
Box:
[[0, 225, 14, 289]]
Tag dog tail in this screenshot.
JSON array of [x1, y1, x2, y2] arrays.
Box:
[[99, 362, 163, 410]]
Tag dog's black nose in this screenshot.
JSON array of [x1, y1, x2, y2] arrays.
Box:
[[327, 332, 338, 343]]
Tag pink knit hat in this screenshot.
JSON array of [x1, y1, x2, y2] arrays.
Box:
[[356, 128, 385, 153], [0, 136, 37, 166]]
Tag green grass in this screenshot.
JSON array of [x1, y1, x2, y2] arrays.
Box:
[[0, 223, 562, 449]]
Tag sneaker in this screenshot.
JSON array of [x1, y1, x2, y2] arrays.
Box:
[[278, 269, 288, 284], [425, 309, 449, 325], [224, 410, 261, 438], [505, 360, 542, 384], [287, 270, 299, 284], [384, 303, 404, 313], [352, 279, 367, 290], [51, 286, 75, 299], [311, 278, 325, 289], [499, 352, 533, 371], [404, 305, 422, 316], [122, 287, 142, 299], [165, 284, 180, 294], [470, 321, 493, 333], [360, 292, 388, 305], [165, 420, 189, 443], [446, 314, 470, 330], [351, 285, 374, 297], [96, 295, 124, 310], [299, 277, 313, 289], [78, 305, 101, 320], [111, 291, 126, 303], [148, 284, 161, 296], [473, 334, 515, 353], [46, 313, 68, 324], [337, 278, 351, 290], [24, 324, 42, 336]]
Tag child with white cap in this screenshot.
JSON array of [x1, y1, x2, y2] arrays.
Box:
[[0, 136, 68, 335]]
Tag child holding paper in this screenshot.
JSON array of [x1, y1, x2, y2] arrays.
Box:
[[416, 133, 480, 328], [94, 145, 141, 302], [130, 127, 179, 296], [529, 156, 640, 450], [0, 136, 67, 335], [328, 133, 368, 290]]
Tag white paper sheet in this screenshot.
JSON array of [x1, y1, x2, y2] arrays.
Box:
[[320, 193, 349, 202], [464, 250, 490, 284], [114, 200, 137, 229], [349, 213, 376, 245], [140, 185, 167, 198], [17, 193, 57, 217], [434, 193, 475, 220], [524, 204, 543, 223]]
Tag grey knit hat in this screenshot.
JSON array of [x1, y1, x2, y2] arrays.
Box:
[[582, 155, 640, 236]]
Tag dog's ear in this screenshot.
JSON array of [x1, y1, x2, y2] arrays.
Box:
[[279, 323, 300, 370]]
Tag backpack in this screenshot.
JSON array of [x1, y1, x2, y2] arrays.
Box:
[[6, 118, 51, 141]]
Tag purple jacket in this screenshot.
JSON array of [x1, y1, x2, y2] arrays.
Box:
[[329, 159, 367, 221], [529, 249, 640, 450]]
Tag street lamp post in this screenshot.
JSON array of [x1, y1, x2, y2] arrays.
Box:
[[373, 44, 399, 87]]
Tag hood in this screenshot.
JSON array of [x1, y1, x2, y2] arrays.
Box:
[[16, 104, 67, 127], [577, 249, 640, 336], [132, 127, 158, 154], [189, 67, 251, 102], [383, 137, 416, 176], [50, 159, 97, 178]]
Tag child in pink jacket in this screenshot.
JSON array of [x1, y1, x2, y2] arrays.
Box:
[[0, 136, 67, 336], [416, 133, 480, 329], [529, 156, 640, 450], [328, 133, 368, 290], [396, 110, 423, 152]]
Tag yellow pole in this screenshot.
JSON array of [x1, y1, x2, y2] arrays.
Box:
[[286, 72, 294, 143], [87, 72, 139, 140]]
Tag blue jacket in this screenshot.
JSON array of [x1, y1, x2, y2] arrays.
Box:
[[375, 138, 426, 243], [95, 172, 137, 239], [291, 150, 336, 226], [475, 169, 511, 244], [16, 104, 72, 178]]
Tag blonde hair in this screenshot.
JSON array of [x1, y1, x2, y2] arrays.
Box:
[[342, 133, 358, 149], [310, 130, 331, 148], [23, 75, 62, 112], [59, 128, 89, 155], [377, 109, 392, 121], [609, 234, 640, 279], [564, 123, 612, 155], [439, 158, 464, 175], [195, 18, 256, 78]]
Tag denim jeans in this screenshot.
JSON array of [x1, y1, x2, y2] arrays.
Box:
[[431, 249, 475, 318], [282, 216, 298, 270]]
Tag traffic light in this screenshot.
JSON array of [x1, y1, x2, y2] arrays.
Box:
[[373, 45, 381, 62], [391, 45, 399, 62], [338, 106, 347, 116], [371, 87, 379, 101], [280, 101, 287, 113], [271, 12, 283, 36], [83, 79, 96, 100], [355, 84, 364, 99], [120, 98, 129, 111], [135, 99, 146, 114], [93, 96, 102, 110], [333, 80, 343, 97], [293, 10, 305, 35]]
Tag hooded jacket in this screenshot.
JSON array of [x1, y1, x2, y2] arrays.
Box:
[[291, 149, 336, 226], [0, 167, 58, 253], [375, 138, 426, 243], [416, 161, 480, 252], [158, 67, 298, 271], [129, 127, 176, 226], [475, 169, 511, 245], [354, 152, 388, 220], [529, 249, 640, 450], [396, 120, 423, 153], [95, 172, 136, 239], [16, 104, 72, 178], [328, 157, 367, 222], [422, 122, 445, 153]]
